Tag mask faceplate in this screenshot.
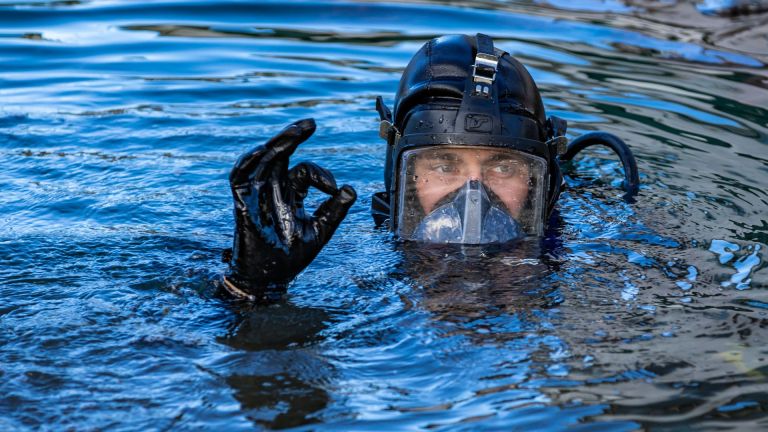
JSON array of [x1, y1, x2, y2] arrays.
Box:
[[397, 146, 548, 244]]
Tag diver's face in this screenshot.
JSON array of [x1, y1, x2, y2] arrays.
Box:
[[413, 147, 531, 216]]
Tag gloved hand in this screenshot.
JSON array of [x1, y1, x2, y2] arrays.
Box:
[[223, 118, 356, 300]]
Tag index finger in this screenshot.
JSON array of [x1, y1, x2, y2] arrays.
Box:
[[229, 118, 316, 185]]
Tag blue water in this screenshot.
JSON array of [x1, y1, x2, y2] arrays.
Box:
[[1, 0, 767, 430]]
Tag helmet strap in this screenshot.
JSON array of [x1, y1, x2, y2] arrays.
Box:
[[455, 33, 503, 136]]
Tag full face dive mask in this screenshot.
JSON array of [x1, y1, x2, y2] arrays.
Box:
[[398, 145, 548, 243], [371, 33, 641, 245]]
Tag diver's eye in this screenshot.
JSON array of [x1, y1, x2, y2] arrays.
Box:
[[488, 162, 518, 176], [430, 163, 459, 174]]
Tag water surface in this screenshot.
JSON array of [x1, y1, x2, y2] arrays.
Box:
[[1, 0, 767, 430]]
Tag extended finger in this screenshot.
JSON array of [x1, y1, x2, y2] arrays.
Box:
[[229, 118, 316, 185], [288, 162, 338, 199], [312, 184, 357, 244]]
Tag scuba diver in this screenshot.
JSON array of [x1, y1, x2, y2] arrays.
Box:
[[221, 33, 640, 302]]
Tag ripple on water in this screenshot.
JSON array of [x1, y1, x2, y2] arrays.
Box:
[[1, 0, 767, 430]]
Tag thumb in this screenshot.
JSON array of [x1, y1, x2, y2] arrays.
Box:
[[313, 185, 356, 244]]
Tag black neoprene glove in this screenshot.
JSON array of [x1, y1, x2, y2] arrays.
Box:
[[223, 118, 356, 300]]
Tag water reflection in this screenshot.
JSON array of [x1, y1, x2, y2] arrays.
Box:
[[218, 302, 332, 351], [226, 372, 329, 429], [1, 0, 767, 429], [398, 240, 562, 319], [217, 303, 334, 428]]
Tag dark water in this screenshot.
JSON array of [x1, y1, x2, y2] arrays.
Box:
[[1, 0, 767, 430]]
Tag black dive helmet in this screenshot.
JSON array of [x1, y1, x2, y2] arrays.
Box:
[[372, 33, 640, 239]]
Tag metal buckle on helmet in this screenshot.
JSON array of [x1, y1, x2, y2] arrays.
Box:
[[472, 53, 498, 97], [379, 119, 392, 140], [378, 119, 401, 146], [546, 116, 568, 156], [547, 136, 568, 156], [376, 95, 401, 145]]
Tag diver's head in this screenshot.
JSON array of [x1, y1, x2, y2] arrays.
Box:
[[372, 34, 567, 245]]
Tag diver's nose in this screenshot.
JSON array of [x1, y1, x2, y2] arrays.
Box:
[[466, 164, 483, 181]]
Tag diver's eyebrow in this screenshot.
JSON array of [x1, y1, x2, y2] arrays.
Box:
[[486, 153, 519, 162], [424, 151, 460, 161]]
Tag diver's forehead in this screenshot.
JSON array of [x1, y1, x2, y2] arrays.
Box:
[[418, 147, 522, 160]]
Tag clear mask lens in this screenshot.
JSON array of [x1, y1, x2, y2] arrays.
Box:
[[397, 146, 547, 244]]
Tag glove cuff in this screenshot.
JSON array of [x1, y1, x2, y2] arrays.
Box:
[[221, 274, 287, 303]]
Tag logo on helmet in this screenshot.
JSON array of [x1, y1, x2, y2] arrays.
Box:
[[464, 114, 493, 132]]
